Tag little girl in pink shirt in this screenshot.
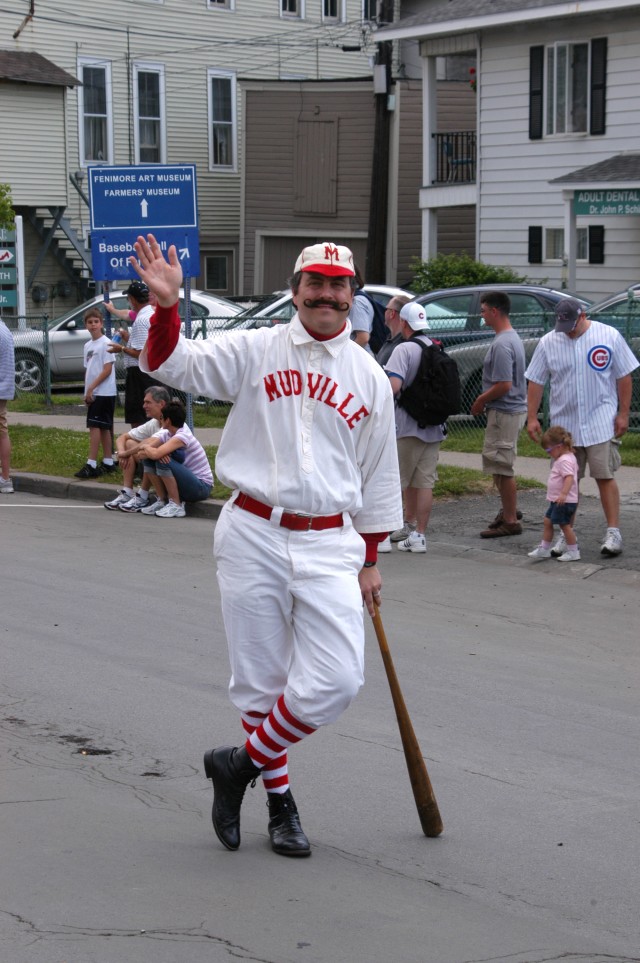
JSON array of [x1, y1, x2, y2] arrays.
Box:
[[528, 426, 580, 562]]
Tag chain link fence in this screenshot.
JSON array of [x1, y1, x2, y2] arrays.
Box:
[[7, 309, 640, 439]]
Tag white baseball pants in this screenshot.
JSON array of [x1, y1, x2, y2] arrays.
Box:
[[214, 499, 366, 729]]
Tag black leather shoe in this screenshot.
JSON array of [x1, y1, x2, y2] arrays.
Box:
[[203, 746, 261, 851], [267, 790, 311, 857]]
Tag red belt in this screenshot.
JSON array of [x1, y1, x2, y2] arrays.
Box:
[[234, 492, 343, 532]]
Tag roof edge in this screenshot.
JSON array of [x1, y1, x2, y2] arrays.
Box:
[[375, 0, 640, 43]]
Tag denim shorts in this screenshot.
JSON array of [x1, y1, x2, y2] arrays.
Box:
[[545, 501, 578, 526]]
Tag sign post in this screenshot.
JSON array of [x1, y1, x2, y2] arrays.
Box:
[[0, 227, 17, 312], [88, 164, 200, 426], [88, 164, 200, 281]]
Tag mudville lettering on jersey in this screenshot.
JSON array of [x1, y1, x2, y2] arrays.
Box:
[[263, 369, 370, 430]]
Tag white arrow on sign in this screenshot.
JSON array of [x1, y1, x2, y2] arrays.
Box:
[[141, 199, 149, 218], [0, 249, 14, 263], [179, 247, 190, 261]]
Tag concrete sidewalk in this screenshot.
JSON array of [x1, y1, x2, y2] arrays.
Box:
[[10, 408, 640, 497]]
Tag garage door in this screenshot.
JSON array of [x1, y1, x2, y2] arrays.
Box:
[[262, 236, 368, 292]]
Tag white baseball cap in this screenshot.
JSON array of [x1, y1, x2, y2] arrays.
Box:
[[400, 302, 430, 331], [294, 241, 355, 277]]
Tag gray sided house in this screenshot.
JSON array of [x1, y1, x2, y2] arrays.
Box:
[[379, 0, 640, 301], [241, 76, 474, 293], [0, 0, 382, 313]]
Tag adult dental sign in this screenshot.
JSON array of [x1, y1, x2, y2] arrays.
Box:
[[88, 164, 200, 280], [574, 190, 640, 216]]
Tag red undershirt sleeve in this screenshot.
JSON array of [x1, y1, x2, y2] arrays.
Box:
[[146, 302, 181, 370], [362, 532, 389, 565]]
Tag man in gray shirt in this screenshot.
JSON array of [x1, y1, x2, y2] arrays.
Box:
[[471, 291, 527, 537]]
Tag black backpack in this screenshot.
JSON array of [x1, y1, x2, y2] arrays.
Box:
[[397, 335, 461, 427], [355, 289, 388, 355]]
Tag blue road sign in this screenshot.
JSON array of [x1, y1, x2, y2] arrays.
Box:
[[88, 165, 200, 281]]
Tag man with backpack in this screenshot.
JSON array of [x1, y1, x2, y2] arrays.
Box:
[[384, 302, 450, 553], [470, 291, 527, 538]]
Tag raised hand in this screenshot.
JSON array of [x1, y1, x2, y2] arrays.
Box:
[[129, 234, 182, 307]]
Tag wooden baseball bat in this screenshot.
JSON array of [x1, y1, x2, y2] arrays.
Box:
[[371, 603, 444, 837]]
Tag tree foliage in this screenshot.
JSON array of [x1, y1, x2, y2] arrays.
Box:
[[409, 253, 531, 294], [0, 183, 15, 229]]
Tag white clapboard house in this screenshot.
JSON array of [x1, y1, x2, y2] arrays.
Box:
[[378, 0, 640, 301]]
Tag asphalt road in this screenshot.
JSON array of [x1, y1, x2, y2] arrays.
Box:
[[2, 493, 640, 963]]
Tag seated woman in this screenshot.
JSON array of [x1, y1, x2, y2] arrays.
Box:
[[138, 400, 213, 518]]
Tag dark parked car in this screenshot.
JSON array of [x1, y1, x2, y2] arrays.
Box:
[[412, 284, 591, 346]]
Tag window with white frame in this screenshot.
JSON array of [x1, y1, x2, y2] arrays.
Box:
[[545, 227, 588, 261], [323, 0, 344, 21], [208, 0, 234, 8], [78, 57, 113, 164], [281, 0, 304, 19], [207, 70, 237, 171], [133, 62, 166, 164], [530, 38, 607, 140], [545, 42, 588, 135], [363, 0, 378, 21]]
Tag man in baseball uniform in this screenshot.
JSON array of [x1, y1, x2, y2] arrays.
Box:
[[133, 234, 402, 857], [526, 298, 638, 556]]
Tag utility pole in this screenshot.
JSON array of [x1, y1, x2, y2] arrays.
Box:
[[365, 0, 393, 283]]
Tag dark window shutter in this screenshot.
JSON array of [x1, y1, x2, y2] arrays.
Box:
[[590, 38, 607, 135], [589, 225, 605, 264], [528, 226, 543, 264], [529, 46, 544, 140]]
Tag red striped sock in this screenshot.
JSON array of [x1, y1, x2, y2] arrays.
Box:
[[241, 709, 290, 795], [246, 696, 316, 789]]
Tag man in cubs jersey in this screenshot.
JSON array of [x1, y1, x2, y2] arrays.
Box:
[[134, 234, 402, 857], [526, 298, 638, 557]]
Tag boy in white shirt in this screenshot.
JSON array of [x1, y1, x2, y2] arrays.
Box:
[[74, 307, 117, 479]]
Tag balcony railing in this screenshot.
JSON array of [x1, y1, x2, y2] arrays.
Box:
[[432, 131, 477, 184]]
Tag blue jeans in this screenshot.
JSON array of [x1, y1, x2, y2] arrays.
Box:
[[143, 459, 212, 502]]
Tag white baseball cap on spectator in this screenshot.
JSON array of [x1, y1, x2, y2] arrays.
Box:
[[400, 302, 430, 331]]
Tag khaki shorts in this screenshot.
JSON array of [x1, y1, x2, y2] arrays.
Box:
[[0, 399, 8, 438], [575, 440, 622, 481], [397, 436, 441, 489], [482, 409, 526, 477]]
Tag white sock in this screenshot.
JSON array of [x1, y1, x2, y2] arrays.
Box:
[[137, 489, 149, 502], [123, 487, 134, 497], [87, 459, 97, 468], [103, 458, 114, 466]]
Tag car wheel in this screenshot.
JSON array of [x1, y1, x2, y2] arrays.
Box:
[[15, 352, 45, 392]]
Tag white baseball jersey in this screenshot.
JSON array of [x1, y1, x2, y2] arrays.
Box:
[[525, 320, 639, 446], [142, 310, 402, 533]]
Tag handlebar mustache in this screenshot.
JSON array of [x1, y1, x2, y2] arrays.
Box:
[[303, 298, 351, 312]]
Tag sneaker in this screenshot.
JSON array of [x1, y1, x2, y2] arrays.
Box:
[[550, 535, 567, 557], [104, 489, 132, 511], [397, 531, 426, 554], [119, 493, 149, 513], [156, 500, 186, 518], [0, 477, 14, 494], [74, 463, 103, 479], [528, 545, 552, 559], [390, 521, 417, 542], [378, 536, 392, 553], [100, 462, 118, 475], [141, 499, 166, 515], [557, 549, 581, 562], [601, 529, 623, 557]]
